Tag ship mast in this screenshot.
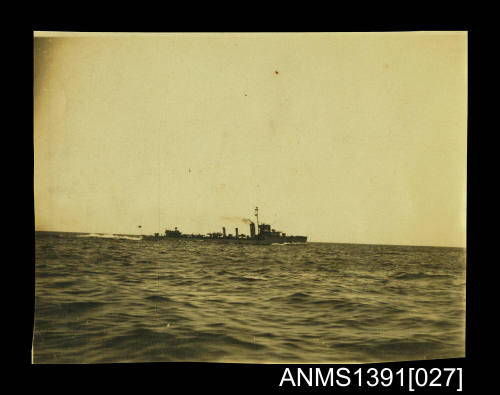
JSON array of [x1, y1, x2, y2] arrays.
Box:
[[254, 206, 259, 234]]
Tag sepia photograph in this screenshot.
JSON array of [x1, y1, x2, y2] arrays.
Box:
[[33, 31, 467, 364]]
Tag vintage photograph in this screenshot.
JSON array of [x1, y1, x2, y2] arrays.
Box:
[[33, 31, 467, 363]]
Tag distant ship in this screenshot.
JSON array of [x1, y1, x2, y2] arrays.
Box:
[[142, 207, 307, 244]]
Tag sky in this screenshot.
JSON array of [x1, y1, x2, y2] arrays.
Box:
[[34, 32, 467, 247]]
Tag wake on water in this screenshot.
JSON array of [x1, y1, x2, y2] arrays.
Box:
[[77, 233, 142, 241]]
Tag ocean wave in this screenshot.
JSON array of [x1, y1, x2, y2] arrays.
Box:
[[271, 242, 307, 246], [393, 272, 452, 280], [363, 338, 446, 359], [41, 301, 107, 316], [269, 292, 313, 304], [229, 275, 266, 282], [145, 295, 172, 303], [46, 280, 78, 289]]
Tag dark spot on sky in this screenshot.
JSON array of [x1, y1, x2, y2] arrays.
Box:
[[274, 70, 279, 75]]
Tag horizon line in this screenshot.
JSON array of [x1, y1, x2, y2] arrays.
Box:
[[34, 229, 466, 249]]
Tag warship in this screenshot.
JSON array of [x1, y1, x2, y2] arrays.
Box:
[[142, 207, 307, 244]]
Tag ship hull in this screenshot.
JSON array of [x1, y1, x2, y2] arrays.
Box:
[[202, 237, 307, 245], [142, 235, 307, 244]]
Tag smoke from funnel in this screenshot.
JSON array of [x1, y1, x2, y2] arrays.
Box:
[[221, 216, 253, 224]]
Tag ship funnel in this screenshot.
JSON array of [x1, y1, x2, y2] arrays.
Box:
[[235, 228, 239, 239], [222, 227, 226, 237], [249, 222, 256, 238]]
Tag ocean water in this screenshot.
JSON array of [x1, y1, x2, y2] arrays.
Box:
[[33, 232, 466, 364]]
